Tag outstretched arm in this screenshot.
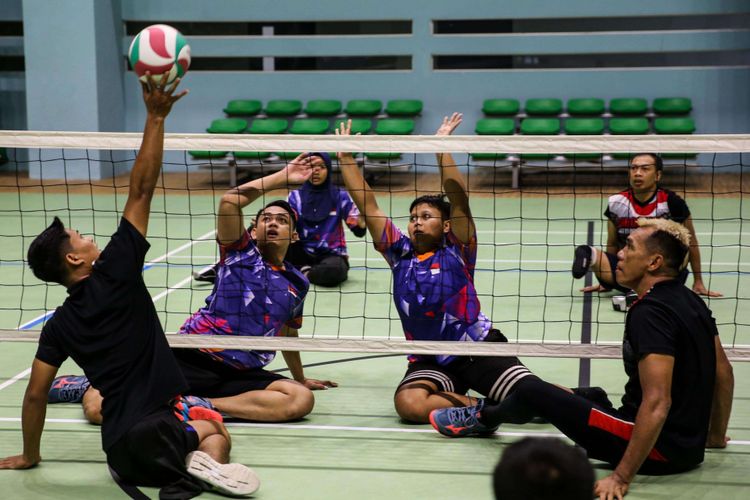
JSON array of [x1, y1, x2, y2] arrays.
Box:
[[280, 326, 338, 390], [335, 120, 388, 243], [0, 359, 58, 470], [217, 153, 312, 245], [123, 73, 188, 237], [436, 113, 474, 244], [684, 217, 722, 297]]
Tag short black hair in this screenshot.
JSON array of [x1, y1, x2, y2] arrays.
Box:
[[631, 152, 663, 172], [255, 200, 298, 230], [493, 437, 594, 500], [409, 194, 451, 220], [643, 228, 690, 276], [27, 217, 72, 285]]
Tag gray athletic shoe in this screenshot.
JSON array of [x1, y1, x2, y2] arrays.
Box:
[[185, 450, 260, 497]]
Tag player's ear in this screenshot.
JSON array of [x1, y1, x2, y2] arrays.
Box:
[[291, 229, 299, 243], [250, 224, 257, 240], [443, 219, 451, 234], [65, 252, 84, 267], [648, 253, 664, 273], [655, 170, 663, 182]]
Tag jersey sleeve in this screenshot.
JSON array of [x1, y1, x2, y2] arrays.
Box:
[[218, 229, 253, 262], [666, 191, 691, 222], [35, 321, 68, 368], [373, 218, 410, 268], [94, 217, 151, 282], [446, 228, 478, 275], [628, 302, 678, 357], [287, 190, 302, 220], [340, 191, 361, 230], [285, 300, 304, 330], [604, 195, 617, 223]]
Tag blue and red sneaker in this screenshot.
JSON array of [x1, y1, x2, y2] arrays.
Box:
[[48, 375, 91, 404], [173, 395, 223, 423], [429, 399, 499, 437]]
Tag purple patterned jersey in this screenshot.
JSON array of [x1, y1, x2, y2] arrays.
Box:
[[375, 219, 492, 365], [288, 189, 361, 257], [179, 230, 308, 370]]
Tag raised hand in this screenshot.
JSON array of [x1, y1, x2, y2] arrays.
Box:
[[141, 71, 188, 119], [436, 112, 463, 136], [283, 153, 314, 184], [335, 119, 356, 160]]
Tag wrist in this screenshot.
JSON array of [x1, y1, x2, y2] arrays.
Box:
[[612, 468, 632, 484]]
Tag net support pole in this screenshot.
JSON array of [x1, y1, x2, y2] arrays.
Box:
[[578, 221, 594, 387]]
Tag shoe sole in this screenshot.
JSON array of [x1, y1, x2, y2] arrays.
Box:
[[186, 451, 260, 497], [571, 246, 591, 279]]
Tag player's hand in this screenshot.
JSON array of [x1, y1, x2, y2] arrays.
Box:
[[692, 281, 722, 297], [436, 112, 462, 136], [284, 153, 314, 184], [141, 71, 188, 118], [0, 454, 40, 470], [334, 119, 357, 160], [594, 473, 629, 500], [303, 378, 338, 390], [706, 435, 730, 448], [580, 284, 611, 293]]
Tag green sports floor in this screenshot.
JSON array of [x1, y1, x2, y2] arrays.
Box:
[[1, 190, 749, 499]]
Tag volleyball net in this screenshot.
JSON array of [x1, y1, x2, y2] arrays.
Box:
[[0, 131, 748, 361]]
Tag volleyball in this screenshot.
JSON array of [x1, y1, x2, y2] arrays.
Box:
[[128, 24, 191, 84]]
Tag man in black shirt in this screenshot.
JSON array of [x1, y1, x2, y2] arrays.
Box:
[[0, 74, 259, 498], [431, 218, 734, 499]]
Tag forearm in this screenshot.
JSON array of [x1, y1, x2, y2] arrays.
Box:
[[689, 245, 703, 281], [280, 328, 305, 382], [129, 114, 165, 199], [708, 359, 734, 443], [20, 393, 48, 462], [339, 155, 380, 218], [614, 401, 669, 482]]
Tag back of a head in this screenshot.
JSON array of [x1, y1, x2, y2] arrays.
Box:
[[27, 216, 71, 285], [493, 438, 594, 500]]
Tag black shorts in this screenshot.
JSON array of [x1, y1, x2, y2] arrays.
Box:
[[173, 348, 288, 398], [106, 405, 200, 489], [396, 331, 533, 402]]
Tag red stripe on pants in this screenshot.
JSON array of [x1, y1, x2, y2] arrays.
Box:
[[588, 408, 667, 462]]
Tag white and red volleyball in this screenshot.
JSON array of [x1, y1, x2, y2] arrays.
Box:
[[128, 24, 191, 84]]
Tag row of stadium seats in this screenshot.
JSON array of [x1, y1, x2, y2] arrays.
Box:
[[482, 97, 692, 117], [189, 117, 415, 161], [223, 99, 423, 118], [475, 116, 696, 136]]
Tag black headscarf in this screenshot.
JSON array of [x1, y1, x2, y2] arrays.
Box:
[[298, 152, 340, 224]]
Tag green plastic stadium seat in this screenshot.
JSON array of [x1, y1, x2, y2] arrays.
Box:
[[520, 118, 560, 160], [289, 119, 330, 135], [235, 119, 289, 160], [223, 100, 262, 117], [304, 100, 342, 117], [333, 118, 372, 135], [265, 100, 303, 116], [471, 118, 515, 160], [345, 100, 382, 116], [482, 99, 520, 116], [654, 117, 696, 134], [565, 118, 604, 135], [248, 119, 288, 134], [653, 98, 692, 116], [609, 98, 648, 116], [609, 117, 649, 135], [206, 118, 248, 134], [189, 150, 228, 159], [366, 119, 414, 160], [475, 118, 515, 135], [385, 100, 423, 116], [525, 99, 562, 116], [567, 98, 605, 116], [564, 118, 604, 160], [520, 118, 560, 135]]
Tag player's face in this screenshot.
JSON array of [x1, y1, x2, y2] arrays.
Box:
[[615, 228, 655, 289], [309, 156, 328, 186], [629, 155, 661, 192], [408, 203, 449, 252], [65, 229, 100, 266], [253, 206, 297, 253]]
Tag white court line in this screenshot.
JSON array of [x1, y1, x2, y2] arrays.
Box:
[[0, 417, 748, 447], [0, 229, 217, 393]]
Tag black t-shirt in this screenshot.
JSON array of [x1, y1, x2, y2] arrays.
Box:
[[621, 279, 717, 463], [35, 218, 187, 451]]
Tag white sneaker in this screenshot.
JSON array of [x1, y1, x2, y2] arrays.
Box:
[[185, 450, 260, 497]]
